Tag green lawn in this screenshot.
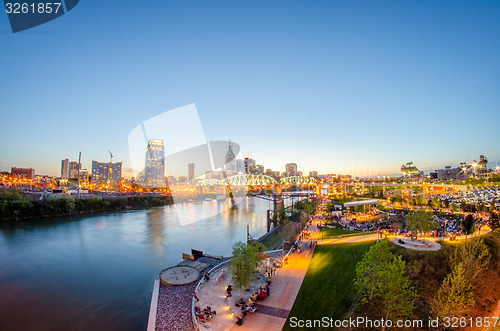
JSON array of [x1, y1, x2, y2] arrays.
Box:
[[320, 228, 370, 239], [260, 223, 297, 250], [283, 241, 374, 331]]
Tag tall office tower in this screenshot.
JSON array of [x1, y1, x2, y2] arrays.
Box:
[[91, 161, 108, 182], [244, 158, 256, 174], [225, 140, 236, 172], [61, 159, 69, 178], [285, 163, 298, 177], [145, 139, 166, 188], [69, 161, 81, 179], [188, 163, 195, 181], [91, 161, 123, 183], [109, 162, 123, 182]]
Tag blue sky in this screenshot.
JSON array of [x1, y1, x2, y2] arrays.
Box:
[[0, 0, 499, 177]]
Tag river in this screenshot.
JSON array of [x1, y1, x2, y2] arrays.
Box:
[[0, 196, 276, 331]]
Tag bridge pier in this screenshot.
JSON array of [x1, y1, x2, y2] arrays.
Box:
[[316, 183, 323, 197], [274, 184, 281, 196]]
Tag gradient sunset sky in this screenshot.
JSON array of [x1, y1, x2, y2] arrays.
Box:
[[1, 1, 499, 178]]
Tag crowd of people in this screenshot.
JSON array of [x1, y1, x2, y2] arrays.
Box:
[[339, 216, 397, 232], [194, 305, 216, 323], [324, 205, 492, 240], [384, 209, 489, 238], [232, 263, 280, 325]]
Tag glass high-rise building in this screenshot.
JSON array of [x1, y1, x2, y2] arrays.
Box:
[[61, 158, 81, 179], [61, 159, 69, 178], [69, 161, 81, 179], [145, 139, 166, 188], [244, 158, 256, 174], [92, 161, 122, 183], [286, 163, 298, 177]]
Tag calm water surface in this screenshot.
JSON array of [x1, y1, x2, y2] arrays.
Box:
[[0, 197, 275, 331]]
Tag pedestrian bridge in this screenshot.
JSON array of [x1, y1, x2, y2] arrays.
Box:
[[196, 174, 317, 187]]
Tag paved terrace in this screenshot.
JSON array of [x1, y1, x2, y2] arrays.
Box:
[[237, 245, 316, 331], [154, 257, 229, 331], [193, 219, 323, 330]]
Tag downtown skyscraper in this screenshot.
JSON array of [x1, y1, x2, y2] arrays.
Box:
[[225, 140, 236, 173], [145, 139, 166, 188]]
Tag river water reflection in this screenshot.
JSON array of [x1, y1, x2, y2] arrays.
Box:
[[0, 197, 275, 331]]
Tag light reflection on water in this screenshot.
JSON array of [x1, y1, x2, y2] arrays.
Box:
[[0, 196, 273, 331]]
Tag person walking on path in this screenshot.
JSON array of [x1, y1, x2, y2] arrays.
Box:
[[193, 292, 199, 302]]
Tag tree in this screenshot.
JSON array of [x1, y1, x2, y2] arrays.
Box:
[[489, 212, 500, 231], [355, 240, 393, 302], [432, 263, 475, 320], [354, 240, 417, 326], [379, 255, 417, 325], [278, 206, 288, 226], [230, 241, 266, 295], [450, 236, 490, 283], [415, 194, 424, 206], [443, 199, 450, 209], [393, 194, 404, 204], [461, 214, 475, 237], [432, 196, 442, 210], [405, 211, 438, 238], [460, 201, 468, 212]]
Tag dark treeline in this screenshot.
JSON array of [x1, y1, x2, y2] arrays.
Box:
[[0, 192, 173, 221]]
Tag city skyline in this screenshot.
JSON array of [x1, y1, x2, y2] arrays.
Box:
[[4, 151, 497, 181], [1, 1, 499, 177]]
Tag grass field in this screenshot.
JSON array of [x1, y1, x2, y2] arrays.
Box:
[[319, 228, 371, 239], [260, 223, 298, 250], [283, 241, 374, 330]]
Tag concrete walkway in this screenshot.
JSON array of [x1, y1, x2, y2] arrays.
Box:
[[234, 248, 315, 330], [235, 200, 327, 330], [194, 197, 327, 331]]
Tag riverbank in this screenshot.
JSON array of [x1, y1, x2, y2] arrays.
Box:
[[0, 193, 173, 222], [153, 256, 229, 331]]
